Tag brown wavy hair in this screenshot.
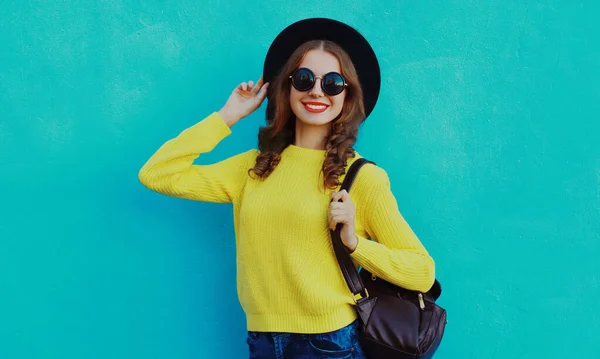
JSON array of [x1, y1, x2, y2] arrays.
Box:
[[249, 40, 366, 190]]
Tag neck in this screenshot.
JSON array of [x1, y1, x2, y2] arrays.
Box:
[[294, 118, 330, 150]]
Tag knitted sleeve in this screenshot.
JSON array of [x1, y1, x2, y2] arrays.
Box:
[[350, 165, 436, 293], [138, 112, 255, 203]]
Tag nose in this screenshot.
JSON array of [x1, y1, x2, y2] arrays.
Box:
[[308, 78, 324, 97]]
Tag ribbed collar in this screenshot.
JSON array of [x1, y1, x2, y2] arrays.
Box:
[[281, 144, 327, 164]]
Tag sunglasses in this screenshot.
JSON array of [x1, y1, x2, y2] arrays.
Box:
[[289, 68, 347, 96]]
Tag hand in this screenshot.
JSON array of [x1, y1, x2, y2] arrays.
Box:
[[218, 76, 269, 127], [329, 190, 359, 252]]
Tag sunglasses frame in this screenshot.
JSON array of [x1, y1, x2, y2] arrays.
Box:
[[288, 67, 348, 96]]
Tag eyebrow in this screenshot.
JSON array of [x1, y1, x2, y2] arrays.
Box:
[[298, 66, 341, 75]]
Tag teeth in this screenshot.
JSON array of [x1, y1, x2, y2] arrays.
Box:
[[305, 104, 327, 110]]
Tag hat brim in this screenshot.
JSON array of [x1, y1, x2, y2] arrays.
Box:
[[263, 18, 381, 119]]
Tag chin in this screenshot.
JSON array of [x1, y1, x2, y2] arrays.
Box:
[[298, 114, 334, 126]]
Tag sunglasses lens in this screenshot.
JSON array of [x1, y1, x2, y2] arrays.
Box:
[[291, 68, 314, 91], [323, 73, 346, 95]]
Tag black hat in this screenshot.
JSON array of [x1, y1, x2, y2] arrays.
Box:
[[263, 18, 381, 119]]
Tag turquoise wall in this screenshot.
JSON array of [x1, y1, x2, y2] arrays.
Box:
[[1, 1, 599, 358]]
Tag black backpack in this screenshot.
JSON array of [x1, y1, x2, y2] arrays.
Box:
[[330, 158, 447, 359]]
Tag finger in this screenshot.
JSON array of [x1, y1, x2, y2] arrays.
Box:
[[332, 215, 349, 225], [339, 190, 351, 202], [329, 211, 346, 225], [328, 211, 335, 230], [331, 190, 344, 202], [251, 77, 263, 95], [330, 216, 345, 230], [248, 80, 255, 89], [329, 202, 344, 210], [240, 82, 248, 91], [256, 82, 269, 99], [329, 209, 346, 216]]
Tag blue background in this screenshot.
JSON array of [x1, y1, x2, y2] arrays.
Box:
[[1, 1, 599, 358]]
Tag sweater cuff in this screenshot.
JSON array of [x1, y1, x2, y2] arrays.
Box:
[[349, 234, 380, 266], [172, 111, 232, 150], [203, 111, 232, 138]]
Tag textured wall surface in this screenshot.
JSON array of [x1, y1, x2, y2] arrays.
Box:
[[1, 1, 599, 358]]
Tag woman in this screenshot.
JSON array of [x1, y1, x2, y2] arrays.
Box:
[[139, 18, 435, 359]]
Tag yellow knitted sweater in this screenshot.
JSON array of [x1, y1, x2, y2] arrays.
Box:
[[138, 112, 435, 334]]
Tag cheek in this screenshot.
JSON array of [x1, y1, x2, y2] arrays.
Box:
[[332, 93, 346, 111], [289, 87, 302, 104], [289, 88, 303, 117]]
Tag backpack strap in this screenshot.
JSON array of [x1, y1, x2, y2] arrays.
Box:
[[330, 158, 376, 299]]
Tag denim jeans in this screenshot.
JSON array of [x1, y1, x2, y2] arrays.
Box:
[[247, 320, 367, 359]]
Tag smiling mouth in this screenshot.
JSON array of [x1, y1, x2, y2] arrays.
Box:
[[303, 102, 329, 113]]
